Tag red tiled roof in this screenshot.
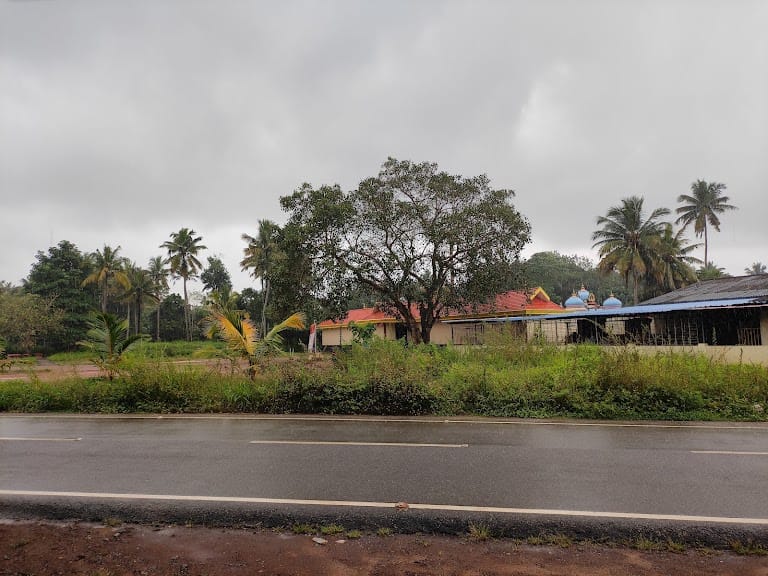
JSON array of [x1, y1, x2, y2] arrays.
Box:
[[317, 288, 564, 329]]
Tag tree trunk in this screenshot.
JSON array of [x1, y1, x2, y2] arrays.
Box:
[[632, 270, 639, 306], [261, 278, 270, 338], [703, 224, 709, 268], [183, 277, 191, 341], [156, 305, 161, 341]]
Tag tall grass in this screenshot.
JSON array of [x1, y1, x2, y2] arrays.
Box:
[[2, 337, 767, 420]]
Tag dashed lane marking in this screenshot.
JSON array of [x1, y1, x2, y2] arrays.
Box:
[[690, 450, 768, 456], [249, 440, 468, 448], [0, 437, 82, 442]]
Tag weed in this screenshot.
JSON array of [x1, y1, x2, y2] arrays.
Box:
[[526, 533, 573, 548], [468, 522, 492, 541], [291, 523, 315, 535], [102, 517, 123, 528], [11, 539, 30, 549], [376, 527, 392, 537], [632, 537, 663, 551], [320, 524, 345, 536], [730, 539, 768, 556], [665, 540, 686, 553], [345, 529, 363, 539]]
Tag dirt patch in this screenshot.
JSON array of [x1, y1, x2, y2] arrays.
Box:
[[2, 520, 766, 576]]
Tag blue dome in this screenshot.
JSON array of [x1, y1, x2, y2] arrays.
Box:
[[577, 285, 590, 301], [602, 294, 622, 308], [565, 293, 587, 309]]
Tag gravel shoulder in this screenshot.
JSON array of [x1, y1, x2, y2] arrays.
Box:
[[2, 519, 767, 576]]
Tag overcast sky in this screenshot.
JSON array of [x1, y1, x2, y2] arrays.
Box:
[[2, 0, 766, 295]]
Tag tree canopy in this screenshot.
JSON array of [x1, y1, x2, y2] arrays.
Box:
[[24, 240, 96, 350], [280, 157, 531, 343]]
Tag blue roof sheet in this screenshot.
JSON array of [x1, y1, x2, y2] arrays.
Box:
[[444, 297, 763, 323]]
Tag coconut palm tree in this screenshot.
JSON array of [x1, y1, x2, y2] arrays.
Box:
[[147, 256, 170, 341], [204, 304, 304, 379], [697, 262, 729, 280], [675, 180, 736, 267], [81, 245, 130, 312], [647, 224, 701, 293], [744, 262, 767, 275], [161, 228, 206, 341], [241, 220, 280, 337], [78, 311, 146, 380], [122, 263, 158, 336], [592, 196, 670, 305]]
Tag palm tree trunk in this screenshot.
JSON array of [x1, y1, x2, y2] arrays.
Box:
[[183, 277, 191, 341], [703, 224, 709, 268], [156, 305, 161, 341], [261, 278, 270, 337], [633, 270, 639, 306]]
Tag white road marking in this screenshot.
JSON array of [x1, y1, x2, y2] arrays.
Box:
[[0, 437, 82, 442], [690, 450, 768, 456], [1, 489, 766, 525], [3, 413, 766, 430], [249, 440, 468, 448]]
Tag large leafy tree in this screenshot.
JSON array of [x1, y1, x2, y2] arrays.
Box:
[[523, 251, 629, 305], [24, 240, 96, 350], [81, 245, 130, 313], [675, 180, 736, 267], [147, 256, 170, 340], [592, 196, 670, 305], [161, 228, 206, 341], [157, 294, 187, 341], [281, 158, 531, 344], [0, 283, 65, 354], [201, 255, 232, 294], [241, 220, 280, 337]]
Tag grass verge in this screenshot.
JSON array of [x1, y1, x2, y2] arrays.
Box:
[[2, 338, 767, 420]]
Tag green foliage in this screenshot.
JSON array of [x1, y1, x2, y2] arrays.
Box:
[[0, 286, 65, 354], [23, 240, 97, 350], [2, 339, 767, 420], [348, 321, 376, 345], [676, 180, 736, 267], [281, 157, 531, 344], [524, 251, 628, 305], [200, 256, 232, 294], [697, 262, 729, 280], [78, 312, 148, 380], [81, 244, 130, 313], [592, 196, 670, 305], [161, 228, 207, 341]]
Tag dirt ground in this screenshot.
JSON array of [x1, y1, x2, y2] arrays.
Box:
[[2, 520, 767, 576]]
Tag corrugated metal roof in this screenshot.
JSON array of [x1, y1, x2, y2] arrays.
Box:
[[640, 274, 768, 305], [443, 297, 764, 323]]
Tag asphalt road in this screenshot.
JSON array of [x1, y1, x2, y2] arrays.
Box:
[[2, 414, 767, 542]]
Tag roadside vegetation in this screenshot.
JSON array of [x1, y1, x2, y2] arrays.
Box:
[[1, 337, 766, 420]]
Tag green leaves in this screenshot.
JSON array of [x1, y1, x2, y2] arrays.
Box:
[[78, 312, 147, 380], [281, 158, 531, 343]]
